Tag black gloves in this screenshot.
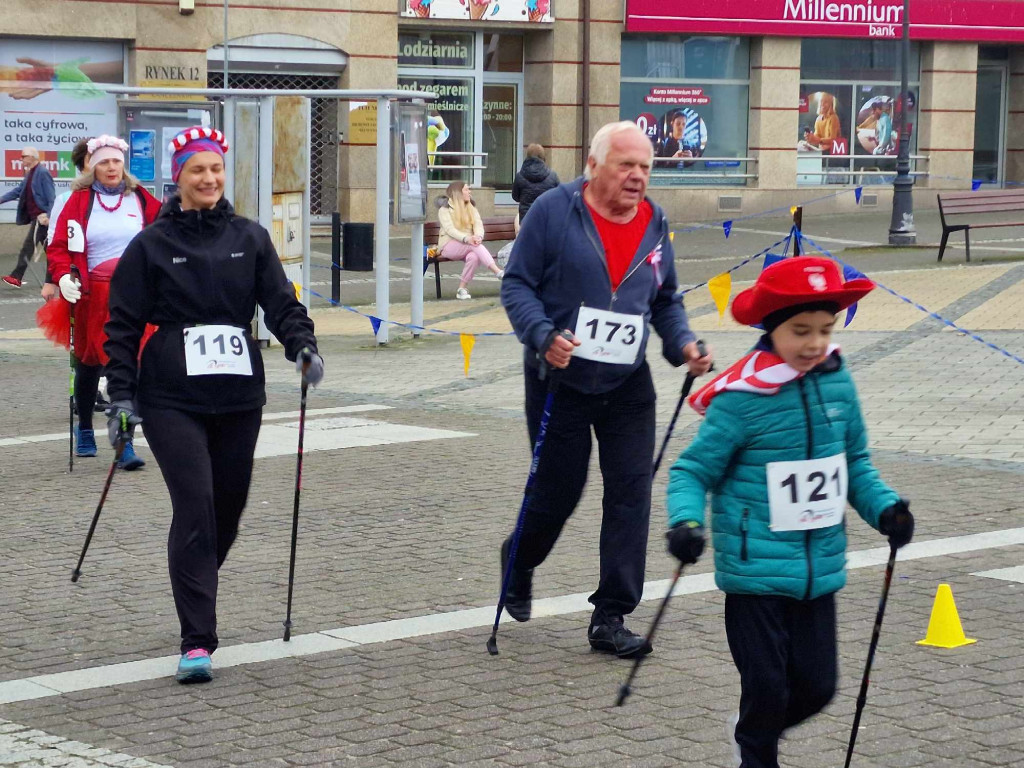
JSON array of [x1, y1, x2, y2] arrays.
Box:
[[878, 499, 914, 549], [667, 521, 706, 565], [106, 400, 142, 447]]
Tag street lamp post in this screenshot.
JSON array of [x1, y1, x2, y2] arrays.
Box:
[[888, 0, 916, 245]]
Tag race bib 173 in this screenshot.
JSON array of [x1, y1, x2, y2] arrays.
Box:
[[573, 306, 643, 365]]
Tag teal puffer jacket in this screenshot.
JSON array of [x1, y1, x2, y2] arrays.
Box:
[[666, 352, 899, 600]]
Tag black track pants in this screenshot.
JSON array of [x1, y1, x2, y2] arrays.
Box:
[[515, 362, 656, 621], [141, 406, 262, 654], [725, 593, 838, 768], [74, 362, 102, 430]]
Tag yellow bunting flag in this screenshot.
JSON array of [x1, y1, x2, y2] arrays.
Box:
[[460, 333, 476, 377], [790, 205, 798, 216], [293, 281, 302, 301], [669, 231, 675, 243], [708, 272, 732, 320]]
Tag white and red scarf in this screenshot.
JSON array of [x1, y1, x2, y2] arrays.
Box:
[[689, 344, 840, 416]]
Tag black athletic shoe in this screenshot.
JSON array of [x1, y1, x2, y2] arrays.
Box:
[[93, 394, 110, 413], [500, 536, 533, 622], [588, 616, 652, 659]]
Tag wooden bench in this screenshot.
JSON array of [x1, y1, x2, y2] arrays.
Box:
[[423, 217, 517, 299], [937, 189, 1024, 262]]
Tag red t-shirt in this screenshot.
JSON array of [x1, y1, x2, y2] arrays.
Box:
[[586, 198, 653, 291]]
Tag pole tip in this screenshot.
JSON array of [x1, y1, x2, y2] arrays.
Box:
[[71, 570, 80, 583], [615, 686, 630, 707], [486, 637, 499, 656]]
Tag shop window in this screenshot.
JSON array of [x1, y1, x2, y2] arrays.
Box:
[[483, 34, 524, 72], [798, 39, 921, 186], [397, 75, 474, 184], [620, 36, 750, 187], [399, 30, 524, 191]]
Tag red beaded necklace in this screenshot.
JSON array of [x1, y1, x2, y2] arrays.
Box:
[[96, 191, 124, 213]]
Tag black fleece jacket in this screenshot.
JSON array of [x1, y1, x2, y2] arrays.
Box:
[[104, 196, 317, 414]]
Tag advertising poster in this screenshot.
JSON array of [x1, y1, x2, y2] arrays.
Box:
[[1, 39, 123, 219], [625, 82, 753, 185], [853, 86, 917, 158], [393, 102, 428, 223], [403, 0, 552, 22], [398, 76, 471, 182], [129, 129, 156, 182], [797, 87, 851, 156]]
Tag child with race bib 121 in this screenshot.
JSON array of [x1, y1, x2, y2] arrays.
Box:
[[663, 256, 915, 768]]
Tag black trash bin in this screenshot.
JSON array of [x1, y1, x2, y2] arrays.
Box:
[[342, 222, 374, 271]]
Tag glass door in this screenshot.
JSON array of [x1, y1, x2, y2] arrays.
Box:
[[481, 82, 520, 196], [973, 65, 1007, 186]]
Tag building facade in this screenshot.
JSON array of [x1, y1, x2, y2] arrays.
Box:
[[2, 0, 1023, 226]]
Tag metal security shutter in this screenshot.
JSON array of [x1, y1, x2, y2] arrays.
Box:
[[209, 72, 339, 219]]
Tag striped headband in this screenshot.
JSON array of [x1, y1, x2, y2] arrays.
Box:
[[169, 126, 229, 183]]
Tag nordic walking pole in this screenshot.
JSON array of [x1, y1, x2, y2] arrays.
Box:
[[487, 330, 573, 656], [68, 265, 81, 474], [71, 413, 128, 582], [616, 340, 711, 706], [843, 544, 898, 768], [283, 348, 312, 641]]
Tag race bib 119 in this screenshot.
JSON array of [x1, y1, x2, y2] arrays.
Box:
[[765, 453, 847, 532], [183, 325, 253, 377], [573, 306, 643, 365]]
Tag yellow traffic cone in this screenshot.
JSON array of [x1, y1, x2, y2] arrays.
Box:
[[916, 584, 977, 649]]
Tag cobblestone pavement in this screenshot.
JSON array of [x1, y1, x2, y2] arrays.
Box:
[[0, 219, 1022, 767]]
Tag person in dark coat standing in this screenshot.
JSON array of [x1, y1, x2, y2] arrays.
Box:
[[104, 126, 323, 684], [1, 146, 55, 288], [511, 144, 559, 224]]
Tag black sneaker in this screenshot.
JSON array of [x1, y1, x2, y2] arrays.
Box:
[[588, 616, 652, 659], [93, 394, 110, 413], [500, 536, 533, 622]]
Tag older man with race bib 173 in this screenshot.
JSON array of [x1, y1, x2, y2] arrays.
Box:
[[499, 121, 713, 659]]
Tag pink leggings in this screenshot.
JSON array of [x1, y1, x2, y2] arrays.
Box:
[[440, 240, 496, 283]]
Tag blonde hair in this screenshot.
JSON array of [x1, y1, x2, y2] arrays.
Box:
[[445, 181, 475, 232], [72, 168, 142, 193], [584, 121, 653, 180]]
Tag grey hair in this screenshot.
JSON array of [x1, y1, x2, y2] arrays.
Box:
[[584, 121, 653, 180]]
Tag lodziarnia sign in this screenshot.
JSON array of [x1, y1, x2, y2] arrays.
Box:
[[625, 0, 1024, 42]]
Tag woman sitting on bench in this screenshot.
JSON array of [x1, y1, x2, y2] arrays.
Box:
[[436, 181, 504, 300]]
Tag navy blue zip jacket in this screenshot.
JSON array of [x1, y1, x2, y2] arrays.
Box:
[[501, 176, 696, 394]]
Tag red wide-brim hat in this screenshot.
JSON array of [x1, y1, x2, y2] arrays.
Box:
[[731, 256, 876, 327]]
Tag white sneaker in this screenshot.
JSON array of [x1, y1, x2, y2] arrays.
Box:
[[455, 287, 471, 300], [726, 711, 741, 767]]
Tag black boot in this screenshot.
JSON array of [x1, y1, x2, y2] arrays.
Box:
[[588, 613, 652, 659], [500, 536, 533, 622]]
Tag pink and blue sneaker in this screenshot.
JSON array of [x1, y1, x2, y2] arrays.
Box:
[[175, 648, 212, 684]]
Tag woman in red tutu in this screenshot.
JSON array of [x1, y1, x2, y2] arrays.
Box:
[[40, 135, 161, 468]]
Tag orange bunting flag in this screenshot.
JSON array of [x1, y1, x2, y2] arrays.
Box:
[[460, 333, 476, 377], [708, 272, 731, 320]]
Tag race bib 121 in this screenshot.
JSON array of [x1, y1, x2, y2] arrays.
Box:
[[765, 453, 847, 532]]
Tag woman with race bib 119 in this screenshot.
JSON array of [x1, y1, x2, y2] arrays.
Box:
[[103, 127, 323, 684]]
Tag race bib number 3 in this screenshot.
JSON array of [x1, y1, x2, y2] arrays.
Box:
[[183, 325, 253, 377], [573, 306, 643, 365], [766, 453, 847, 532], [67, 220, 85, 252]]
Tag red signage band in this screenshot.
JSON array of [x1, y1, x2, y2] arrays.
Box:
[[625, 0, 1024, 43]]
